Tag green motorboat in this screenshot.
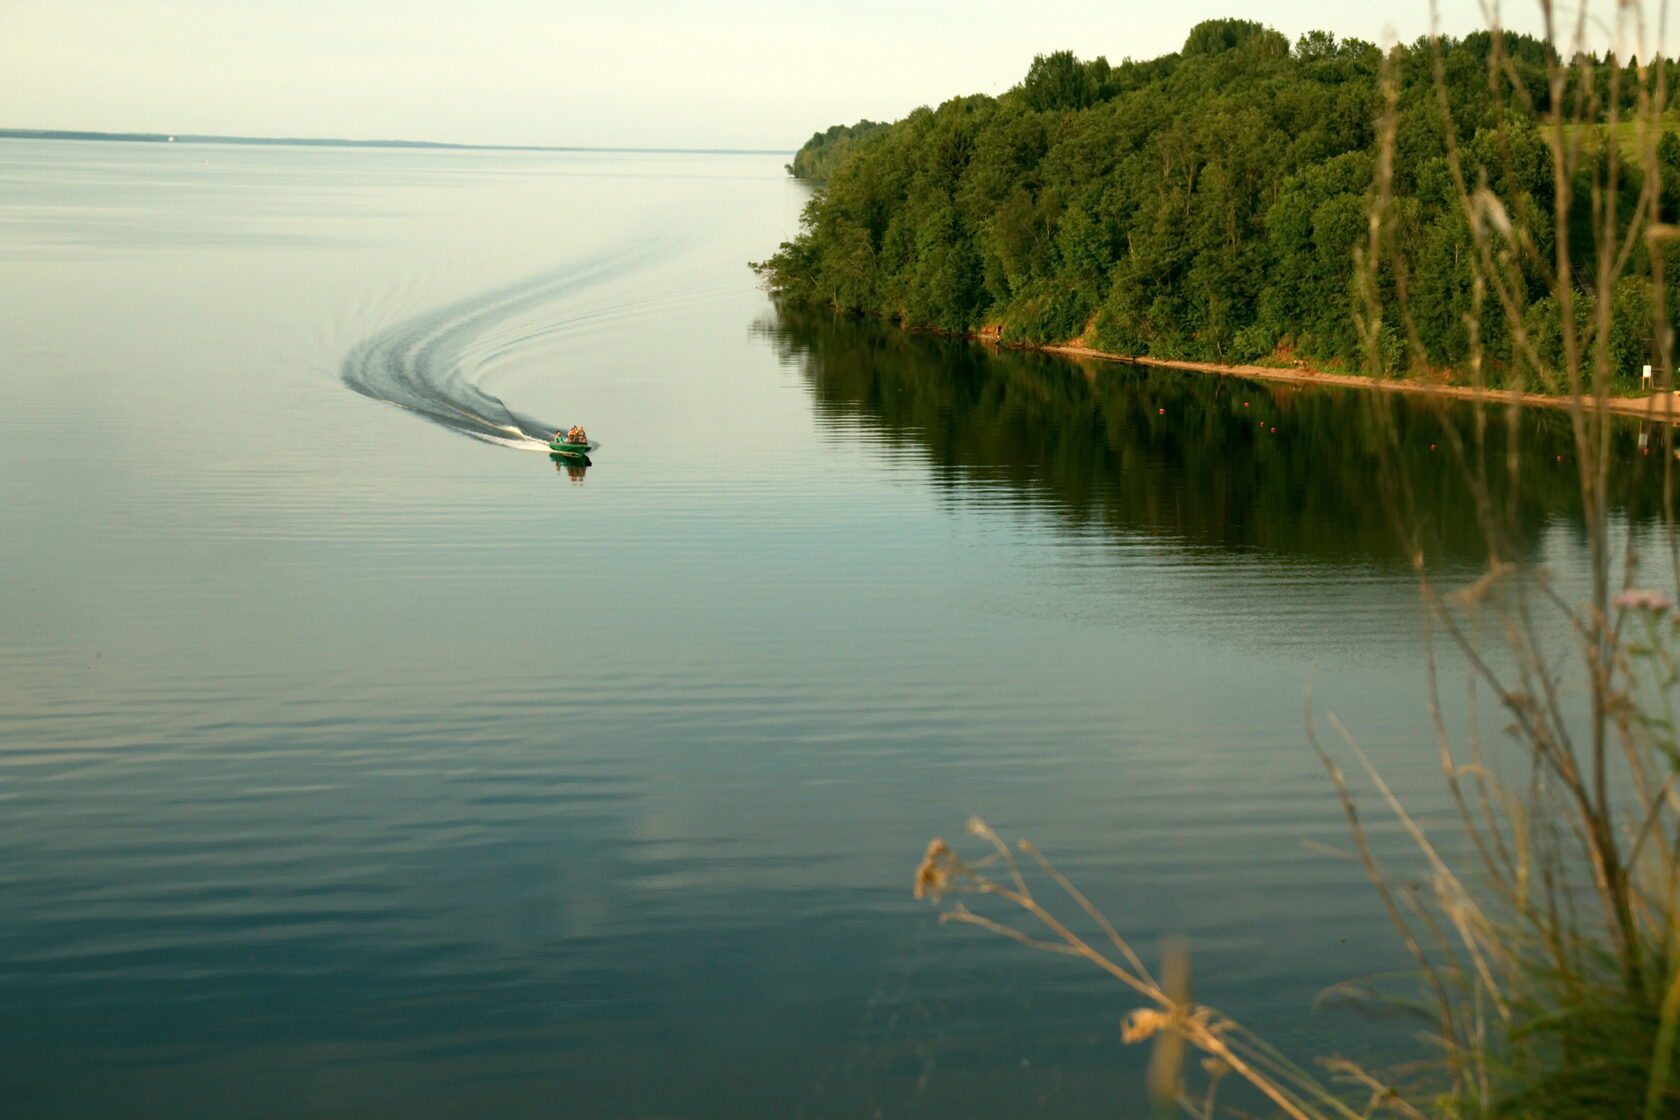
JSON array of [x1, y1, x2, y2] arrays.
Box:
[[549, 439, 592, 459], [549, 427, 597, 461]]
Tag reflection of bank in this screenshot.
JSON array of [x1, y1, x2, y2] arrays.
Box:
[[758, 302, 1676, 565], [1634, 422, 1680, 461], [550, 452, 589, 483]]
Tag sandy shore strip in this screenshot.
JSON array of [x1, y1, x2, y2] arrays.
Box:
[[1039, 342, 1680, 422]]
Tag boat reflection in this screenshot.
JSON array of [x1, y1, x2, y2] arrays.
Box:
[[550, 452, 590, 482]]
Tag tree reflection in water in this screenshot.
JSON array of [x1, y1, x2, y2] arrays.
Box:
[[756, 304, 1670, 570]]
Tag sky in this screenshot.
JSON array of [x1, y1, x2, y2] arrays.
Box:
[[3, 0, 1672, 150]]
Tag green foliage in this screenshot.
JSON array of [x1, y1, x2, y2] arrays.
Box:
[[756, 25, 1680, 383], [786, 120, 890, 181], [1491, 990, 1680, 1120], [1181, 18, 1282, 58], [1021, 51, 1114, 113]]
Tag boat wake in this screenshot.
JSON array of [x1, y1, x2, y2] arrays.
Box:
[[339, 246, 661, 449]]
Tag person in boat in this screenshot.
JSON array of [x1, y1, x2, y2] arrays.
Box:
[[565, 425, 587, 445]]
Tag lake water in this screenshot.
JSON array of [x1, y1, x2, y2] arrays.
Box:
[[0, 140, 1657, 1117]]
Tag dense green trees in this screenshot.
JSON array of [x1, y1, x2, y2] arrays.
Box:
[[785, 120, 890, 181], [760, 21, 1680, 388]]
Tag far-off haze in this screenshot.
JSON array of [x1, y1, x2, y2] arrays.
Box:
[[0, 0, 1624, 149]]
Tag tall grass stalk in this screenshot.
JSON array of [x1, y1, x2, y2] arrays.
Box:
[[1352, 1, 1680, 1111], [916, 3, 1680, 1114]]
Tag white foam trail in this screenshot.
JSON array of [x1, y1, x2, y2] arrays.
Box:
[[340, 241, 671, 448]]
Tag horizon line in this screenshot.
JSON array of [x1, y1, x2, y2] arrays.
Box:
[[0, 127, 794, 156]]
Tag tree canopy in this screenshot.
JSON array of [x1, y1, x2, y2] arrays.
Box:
[[785, 120, 890, 181], [760, 21, 1680, 386]]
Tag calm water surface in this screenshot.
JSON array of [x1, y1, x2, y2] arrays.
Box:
[[0, 140, 1656, 1117]]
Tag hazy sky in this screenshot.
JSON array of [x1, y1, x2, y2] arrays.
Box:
[[4, 1, 1668, 149]]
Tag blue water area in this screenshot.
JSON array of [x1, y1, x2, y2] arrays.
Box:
[[0, 139, 1657, 1117]]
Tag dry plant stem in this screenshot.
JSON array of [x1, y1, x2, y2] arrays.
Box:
[[1018, 839, 1157, 989], [1319, 1058, 1432, 1120], [1198, 1060, 1228, 1120], [956, 820, 1157, 1002], [1326, 712, 1513, 1025], [1581, 19, 1649, 998], [1150, 941, 1191, 1116], [1310, 703, 1473, 1100], [920, 821, 1381, 1120], [1368, 5, 1680, 1110], [980, 834, 1368, 1115], [1423, 573, 1643, 955], [1426, 600, 1520, 894], [1654, 11, 1680, 577]]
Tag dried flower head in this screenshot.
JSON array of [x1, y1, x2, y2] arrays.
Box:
[[913, 838, 955, 900], [1121, 1007, 1170, 1044]]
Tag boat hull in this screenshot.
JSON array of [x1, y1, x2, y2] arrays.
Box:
[[548, 440, 593, 458]]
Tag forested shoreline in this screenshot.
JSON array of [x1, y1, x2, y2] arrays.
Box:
[[785, 120, 890, 180], [755, 20, 1680, 390]]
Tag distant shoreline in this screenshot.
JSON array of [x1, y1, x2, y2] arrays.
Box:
[[0, 127, 791, 156], [1028, 339, 1680, 422]]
